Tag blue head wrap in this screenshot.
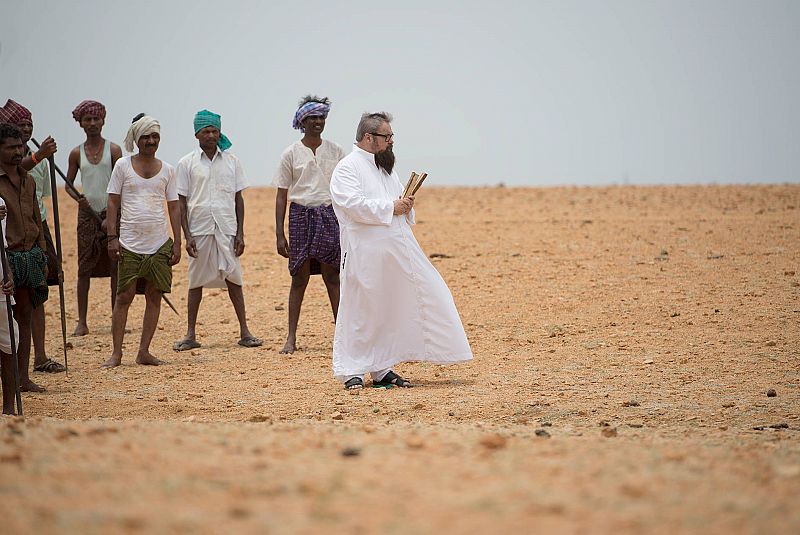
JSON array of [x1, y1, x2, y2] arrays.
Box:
[[292, 101, 330, 132], [194, 109, 232, 151]]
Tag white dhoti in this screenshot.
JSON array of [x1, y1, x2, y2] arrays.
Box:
[[188, 230, 243, 289], [0, 299, 19, 355]]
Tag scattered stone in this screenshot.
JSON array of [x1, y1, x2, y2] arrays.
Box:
[[540, 422, 553, 427], [448, 411, 455, 417], [722, 402, 735, 408], [331, 412, 344, 421], [372, 407, 380, 414], [341, 447, 361, 457], [157, 397, 167, 402], [627, 422, 644, 428], [0, 450, 22, 463], [598, 420, 611, 427], [406, 436, 425, 449], [622, 400, 641, 407], [248, 415, 271, 423], [773, 464, 800, 478], [228, 507, 251, 519], [642, 359, 654, 365], [767, 389, 777, 397], [187, 392, 204, 399], [670, 312, 680, 318], [601, 427, 618, 438], [707, 254, 724, 260], [54, 428, 79, 440], [65, 342, 74, 350], [655, 250, 669, 261], [765, 341, 777, 347], [535, 429, 551, 438], [413, 403, 424, 410], [85, 426, 119, 436], [429, 253, 453, 259], [274, 305, 284, 311], [753, 423, 789, 431], [479, 433, 507, 450]]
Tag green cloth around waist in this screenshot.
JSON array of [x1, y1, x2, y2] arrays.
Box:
[[7, 245, 49, 309], [118, 238, 173, 294]]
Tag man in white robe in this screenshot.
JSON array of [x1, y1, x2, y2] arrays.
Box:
[[330, 112, 472, 390]]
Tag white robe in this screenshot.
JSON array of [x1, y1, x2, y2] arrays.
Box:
[[329, 146, 473, 379]]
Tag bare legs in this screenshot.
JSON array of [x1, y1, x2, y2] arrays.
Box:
[[31, 303, 47, 367], [102, 279, 164, 368], [175, 281, 258, 348], [73, 275, 90, 336], [280, 260, 339, 354], [74, 261, 117, 336], [12, 287, 44, 391], [1, 351, 16, 414]]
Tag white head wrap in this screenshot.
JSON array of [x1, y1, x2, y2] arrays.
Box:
[[124, 115, 160, 152]]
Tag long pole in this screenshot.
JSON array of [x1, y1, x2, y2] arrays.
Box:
[[0, 234, 23, 416], [46, 156, 69, 376], [30, 138, 178, 316]]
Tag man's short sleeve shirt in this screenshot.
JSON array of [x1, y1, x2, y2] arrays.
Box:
[[272, 140, 346, 207], [176, 148, 247, 237]]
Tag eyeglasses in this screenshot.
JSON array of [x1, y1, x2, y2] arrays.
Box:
[[369, 132, 394, 141]]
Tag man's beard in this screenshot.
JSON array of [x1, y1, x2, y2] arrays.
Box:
[[374, 146, 395, 175]]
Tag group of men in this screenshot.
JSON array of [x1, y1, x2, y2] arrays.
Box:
[[0, 94, 472, 413]]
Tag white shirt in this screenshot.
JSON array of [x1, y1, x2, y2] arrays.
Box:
[[107, 156, 178, 254], [329, 145, 472, 378], [175, 148, 247, 237], [272, 139, 346, 207]]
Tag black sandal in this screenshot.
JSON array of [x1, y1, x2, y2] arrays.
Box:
[[373, 371, 412, 388], [33, 358, 66, 373], [344, 377, 364, 390]]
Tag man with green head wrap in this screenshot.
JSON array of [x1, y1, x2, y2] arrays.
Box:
[[172, 110, 261, 352]]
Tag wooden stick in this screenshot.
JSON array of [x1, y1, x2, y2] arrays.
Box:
[[47, 156, 69, 375]]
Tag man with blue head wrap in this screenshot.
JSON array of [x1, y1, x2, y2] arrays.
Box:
[[273, 95, 346, 354], [172, 109, 261, 352]]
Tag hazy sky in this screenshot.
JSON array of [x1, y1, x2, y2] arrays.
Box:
[[2, 0, 798, 186]]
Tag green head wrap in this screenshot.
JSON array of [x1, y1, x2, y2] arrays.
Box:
[[193, 109, 232, 151]]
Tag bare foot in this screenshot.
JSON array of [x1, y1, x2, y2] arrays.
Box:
[[72, 323, 89, 336], [280, 339, 296, 354], [136, 351, 165, 366], [21, 380, 46, 392], [101, 354, 122, 369]]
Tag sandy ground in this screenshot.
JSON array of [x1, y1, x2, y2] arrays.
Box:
[[0, 184, 798, 534]]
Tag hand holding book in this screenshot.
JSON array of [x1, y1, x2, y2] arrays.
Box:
[[402, 172, 428, 198]]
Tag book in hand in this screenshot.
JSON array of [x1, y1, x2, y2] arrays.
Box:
[[402, 172, 428, 198]]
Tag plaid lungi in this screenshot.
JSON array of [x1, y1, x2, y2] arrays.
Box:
[[7, 245, 49, 309], [77, 206, 112, 278], [42, 221, 61, 286], [288, 202, 340, 276]]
